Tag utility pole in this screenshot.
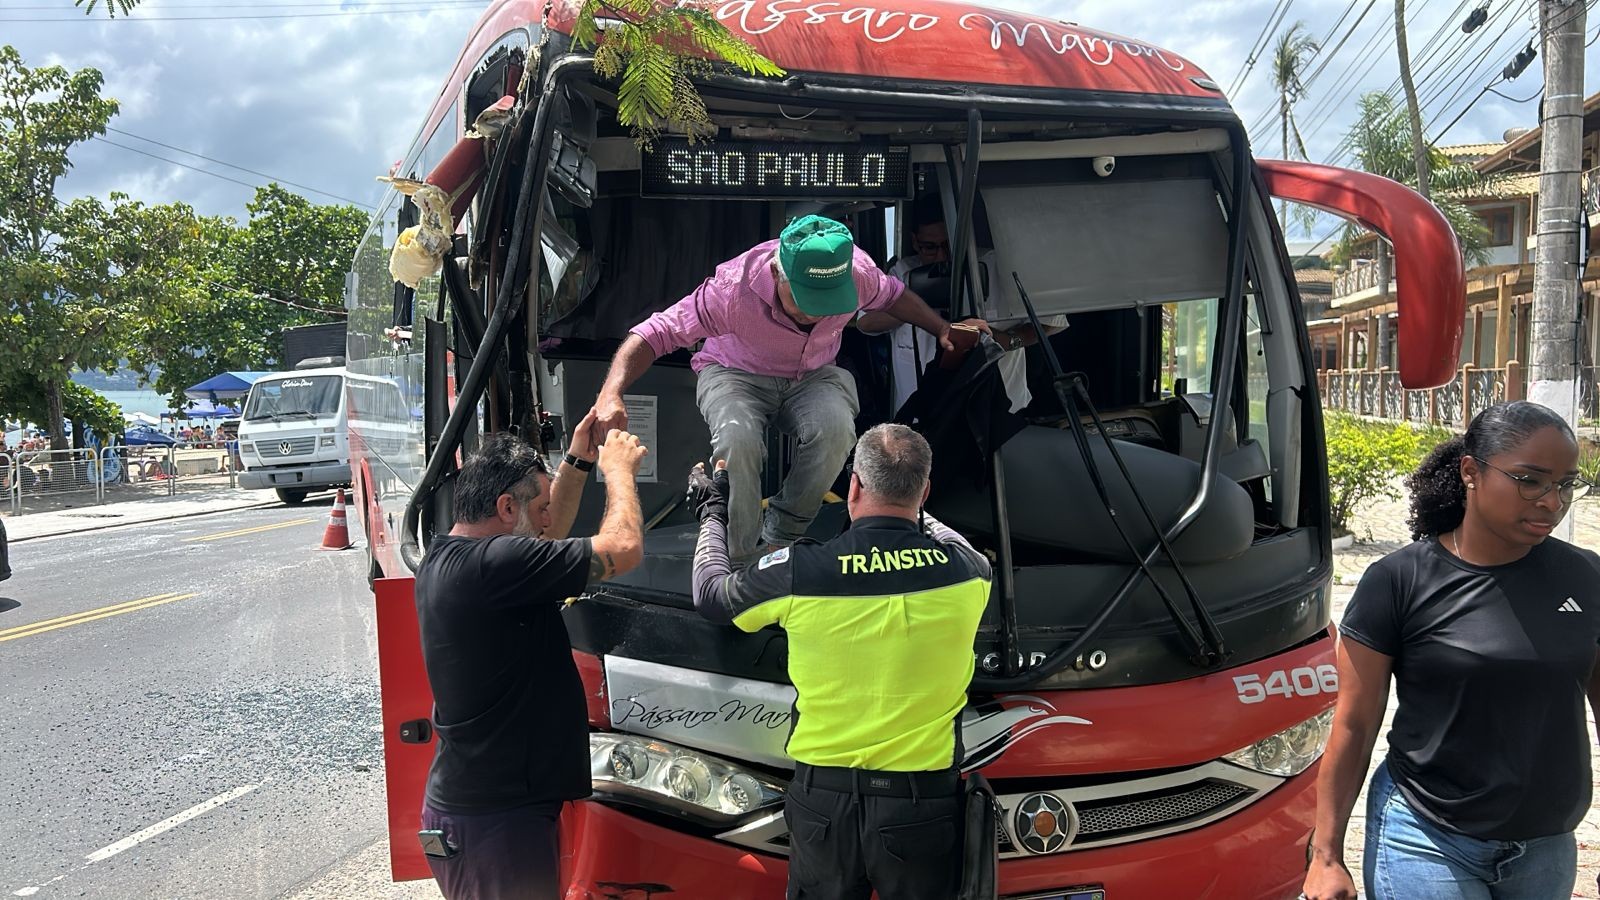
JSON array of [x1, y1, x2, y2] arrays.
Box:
[[1531, 0, 1585, 540]]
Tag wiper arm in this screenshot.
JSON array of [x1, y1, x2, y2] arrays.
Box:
[[999, 272, 1228, 672]]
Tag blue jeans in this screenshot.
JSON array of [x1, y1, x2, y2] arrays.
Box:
[[1364, 762, 1576, 900]]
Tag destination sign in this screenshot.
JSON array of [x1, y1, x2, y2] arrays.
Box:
[[640, 139, 911, 200]]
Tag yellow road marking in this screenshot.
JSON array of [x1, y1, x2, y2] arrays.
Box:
[[0, 592, 184, 639], [0, 592, 200, 643], [185, 517, 314, 543]]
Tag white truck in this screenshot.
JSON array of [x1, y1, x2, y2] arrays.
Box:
[[236, 367, 351, 504]]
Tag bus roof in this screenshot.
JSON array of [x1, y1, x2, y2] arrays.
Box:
[[444, 0, 1225, 120]]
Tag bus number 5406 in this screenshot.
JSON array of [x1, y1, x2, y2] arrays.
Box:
[[1233, 666, 1339, 704]]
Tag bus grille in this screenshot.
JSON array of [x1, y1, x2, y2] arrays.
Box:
[[1073, 780, 1253, 839]]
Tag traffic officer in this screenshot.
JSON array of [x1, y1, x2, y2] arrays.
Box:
[[688, 423, 991, 899]]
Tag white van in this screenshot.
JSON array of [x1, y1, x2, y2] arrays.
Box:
[[237, 367, 351, 504]]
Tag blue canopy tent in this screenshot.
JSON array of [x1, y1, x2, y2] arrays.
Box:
[[176, 400, 240, 420], [184, 371, 268, 402]]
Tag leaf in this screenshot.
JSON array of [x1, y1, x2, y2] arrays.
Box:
[[573, 0, 784, 144]]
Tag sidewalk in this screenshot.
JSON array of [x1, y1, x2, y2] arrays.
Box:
[[1, 487, 281, 541]]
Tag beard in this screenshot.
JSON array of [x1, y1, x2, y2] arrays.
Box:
[[513, 506, 542, 537]]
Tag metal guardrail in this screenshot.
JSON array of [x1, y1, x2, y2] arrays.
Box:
[[0, 443, 238, 514], [1322, 366, 1518, 429], [1332, 261, 1389, 299]]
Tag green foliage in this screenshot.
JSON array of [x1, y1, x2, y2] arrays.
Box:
[[573, 0, 784, 145], [0, 46, 204, 449], [1579, 443, 1600, 487], [128, 184, 367, 403], [1337, 92, 1494, 267], [1324, 412, 1427, 533], [1292, 255, 1331, 270], [0, 374, 124, 445]]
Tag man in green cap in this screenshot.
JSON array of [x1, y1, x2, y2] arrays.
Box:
[[590, 215, 977, 560]]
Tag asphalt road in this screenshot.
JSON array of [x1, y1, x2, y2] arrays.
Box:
[[0, 501, 390, 899]]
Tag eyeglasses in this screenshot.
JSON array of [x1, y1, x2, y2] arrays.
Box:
[[913, 240, 950, 254], [1470, 456, 1592, 504]]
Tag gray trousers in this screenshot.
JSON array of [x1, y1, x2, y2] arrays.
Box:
[[695, 364, 859, 559]]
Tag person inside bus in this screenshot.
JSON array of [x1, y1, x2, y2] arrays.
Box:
[[588, 214, 985, 561], [1302, 401, 1599, 900], [413, 418, 648, 900], [687, 424, 989, 899], [858, 196, 1068, 417]]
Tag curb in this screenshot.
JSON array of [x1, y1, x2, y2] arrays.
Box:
[[8, 499, 285, 543]]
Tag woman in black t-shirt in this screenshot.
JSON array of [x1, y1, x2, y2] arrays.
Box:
[[1303, 401, 1599, 900]]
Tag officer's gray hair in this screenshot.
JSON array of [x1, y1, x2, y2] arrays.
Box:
[[852, 424, 932, 507]]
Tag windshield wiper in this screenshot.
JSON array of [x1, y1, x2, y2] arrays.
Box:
[[993, 272, 1229, 677]]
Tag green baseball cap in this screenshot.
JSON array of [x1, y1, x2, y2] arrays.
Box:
[[778, 215, 858, 316]]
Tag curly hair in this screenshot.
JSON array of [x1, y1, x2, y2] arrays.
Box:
[[1406, 401, 1574, 539]]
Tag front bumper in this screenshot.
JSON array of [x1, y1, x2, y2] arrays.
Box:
[[558, 762, 1318, 899], [238, 461, 351, 491]]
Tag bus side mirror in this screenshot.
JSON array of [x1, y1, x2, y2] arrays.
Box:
[[1258, 159, 1466, 390]]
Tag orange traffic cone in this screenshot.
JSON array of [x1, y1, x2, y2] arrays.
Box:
[[320, 488, 355, 551]]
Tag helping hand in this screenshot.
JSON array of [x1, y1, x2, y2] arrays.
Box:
[[598, 429, 648, 479], [686, 460, 730, 521], [590, 394, 628, 448], [566, 409, 599, 464]]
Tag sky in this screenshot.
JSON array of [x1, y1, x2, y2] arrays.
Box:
[[6, 0, 1600, 243]]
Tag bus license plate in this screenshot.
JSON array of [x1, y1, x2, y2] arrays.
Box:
[[1010, 890, 1105, 900]]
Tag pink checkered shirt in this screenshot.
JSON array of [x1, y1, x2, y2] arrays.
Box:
[[629, 239, 905, 380]]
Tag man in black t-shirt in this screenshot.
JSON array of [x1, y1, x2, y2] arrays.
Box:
[[414, 421, 647, 900]]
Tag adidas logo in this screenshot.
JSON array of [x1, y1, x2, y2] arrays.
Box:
[[1559, 598, 1584, 613]]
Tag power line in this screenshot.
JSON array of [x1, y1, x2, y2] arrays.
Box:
[[1228, 0, 1297, 97], [92, 136, 263, 191], [201, 275, 348, 317], [104, 126, 374, 208]]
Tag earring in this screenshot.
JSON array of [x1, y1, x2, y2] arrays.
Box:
[[1466, 482, 1475, 490]]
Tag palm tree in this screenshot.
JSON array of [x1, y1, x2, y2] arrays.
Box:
[[1393, 0, 1431, 199], [1271, 23, 1319, 225], [1339, 92, 1492, 266]]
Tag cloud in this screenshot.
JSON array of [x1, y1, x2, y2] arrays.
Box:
[[6, 0, 1596, 234]]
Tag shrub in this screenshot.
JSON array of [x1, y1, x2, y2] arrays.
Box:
[[1324, 412, 1424, 535]]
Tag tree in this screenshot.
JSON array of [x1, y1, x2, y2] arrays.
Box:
[[1393, 0, 1431, 199], [0, 46, 203, 450], [1271, 23, 1319, 224], [129, 184, 367, 402], [1338, 92, 1493, 267], [0, 374, 122, 448]]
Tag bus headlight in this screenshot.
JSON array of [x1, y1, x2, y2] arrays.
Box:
[[320, 436, 336, 447], [590, 734, 783, 821], [1222, 709, 1334, 776]]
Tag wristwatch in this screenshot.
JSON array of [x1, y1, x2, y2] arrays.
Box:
[[564, 453, 595, 472]]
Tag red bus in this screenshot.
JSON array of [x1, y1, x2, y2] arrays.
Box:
[[345, 0, 1466, 895]]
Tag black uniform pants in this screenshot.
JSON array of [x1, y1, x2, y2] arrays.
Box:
[[784, 763, 963, 900]]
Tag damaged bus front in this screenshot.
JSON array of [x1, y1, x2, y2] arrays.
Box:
[[350, 0, 1467, 895]]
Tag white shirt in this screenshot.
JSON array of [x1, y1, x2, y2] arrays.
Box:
[[879, 256, 1067, 416]]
